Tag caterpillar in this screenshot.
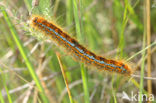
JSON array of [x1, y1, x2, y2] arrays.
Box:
[[30, 16, 132, 76]]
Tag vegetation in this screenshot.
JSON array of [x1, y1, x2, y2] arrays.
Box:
[[0, 0, 156, 103]]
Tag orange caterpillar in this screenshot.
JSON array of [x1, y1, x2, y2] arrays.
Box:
[[30, 16, 132, 75]]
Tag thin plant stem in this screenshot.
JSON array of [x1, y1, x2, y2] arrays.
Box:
[[56, 53, 73, 103], [145, 0, 152, 101]]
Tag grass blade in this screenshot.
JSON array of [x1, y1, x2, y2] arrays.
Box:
[[139, 1, 146, 102], [0, 6, 49, 103], [56, 53, 73, 103], [145, 0, 152, 99], [0, 90, 5, 103], [72, 0, 90, 102], [81, 64, 90, 103]]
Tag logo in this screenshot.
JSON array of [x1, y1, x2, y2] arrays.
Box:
[[122, 91, 154, 101]]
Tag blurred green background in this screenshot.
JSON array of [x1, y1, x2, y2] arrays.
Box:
[[0, 0, 156, 103]]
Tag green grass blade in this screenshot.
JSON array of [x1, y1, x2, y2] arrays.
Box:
[[0, 90, 5, 103], [4, 86, 12, 103], [23, 0, 32, 12], [72, 0, 90, 102], [0, 67, 12, 103], [0, 6, 49, 103], [130, 79, 147, 94], [139, 30, 146, 103], [0, 68, 6, 103], [126, 41, 156, 62], [139, 1, 147, 102], [66, 0, 73, 26], [81, 64, 90, 103], [111, 76, 117, 103], [127, 0, 143, 31], [72, 0, 83, 42], [118, 0, 128, 57]]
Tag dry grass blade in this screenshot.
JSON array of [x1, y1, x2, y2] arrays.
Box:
[[56, 52, 73, 103]]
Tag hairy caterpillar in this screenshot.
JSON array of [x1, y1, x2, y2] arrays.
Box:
[[30, 16, 132, 75]]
